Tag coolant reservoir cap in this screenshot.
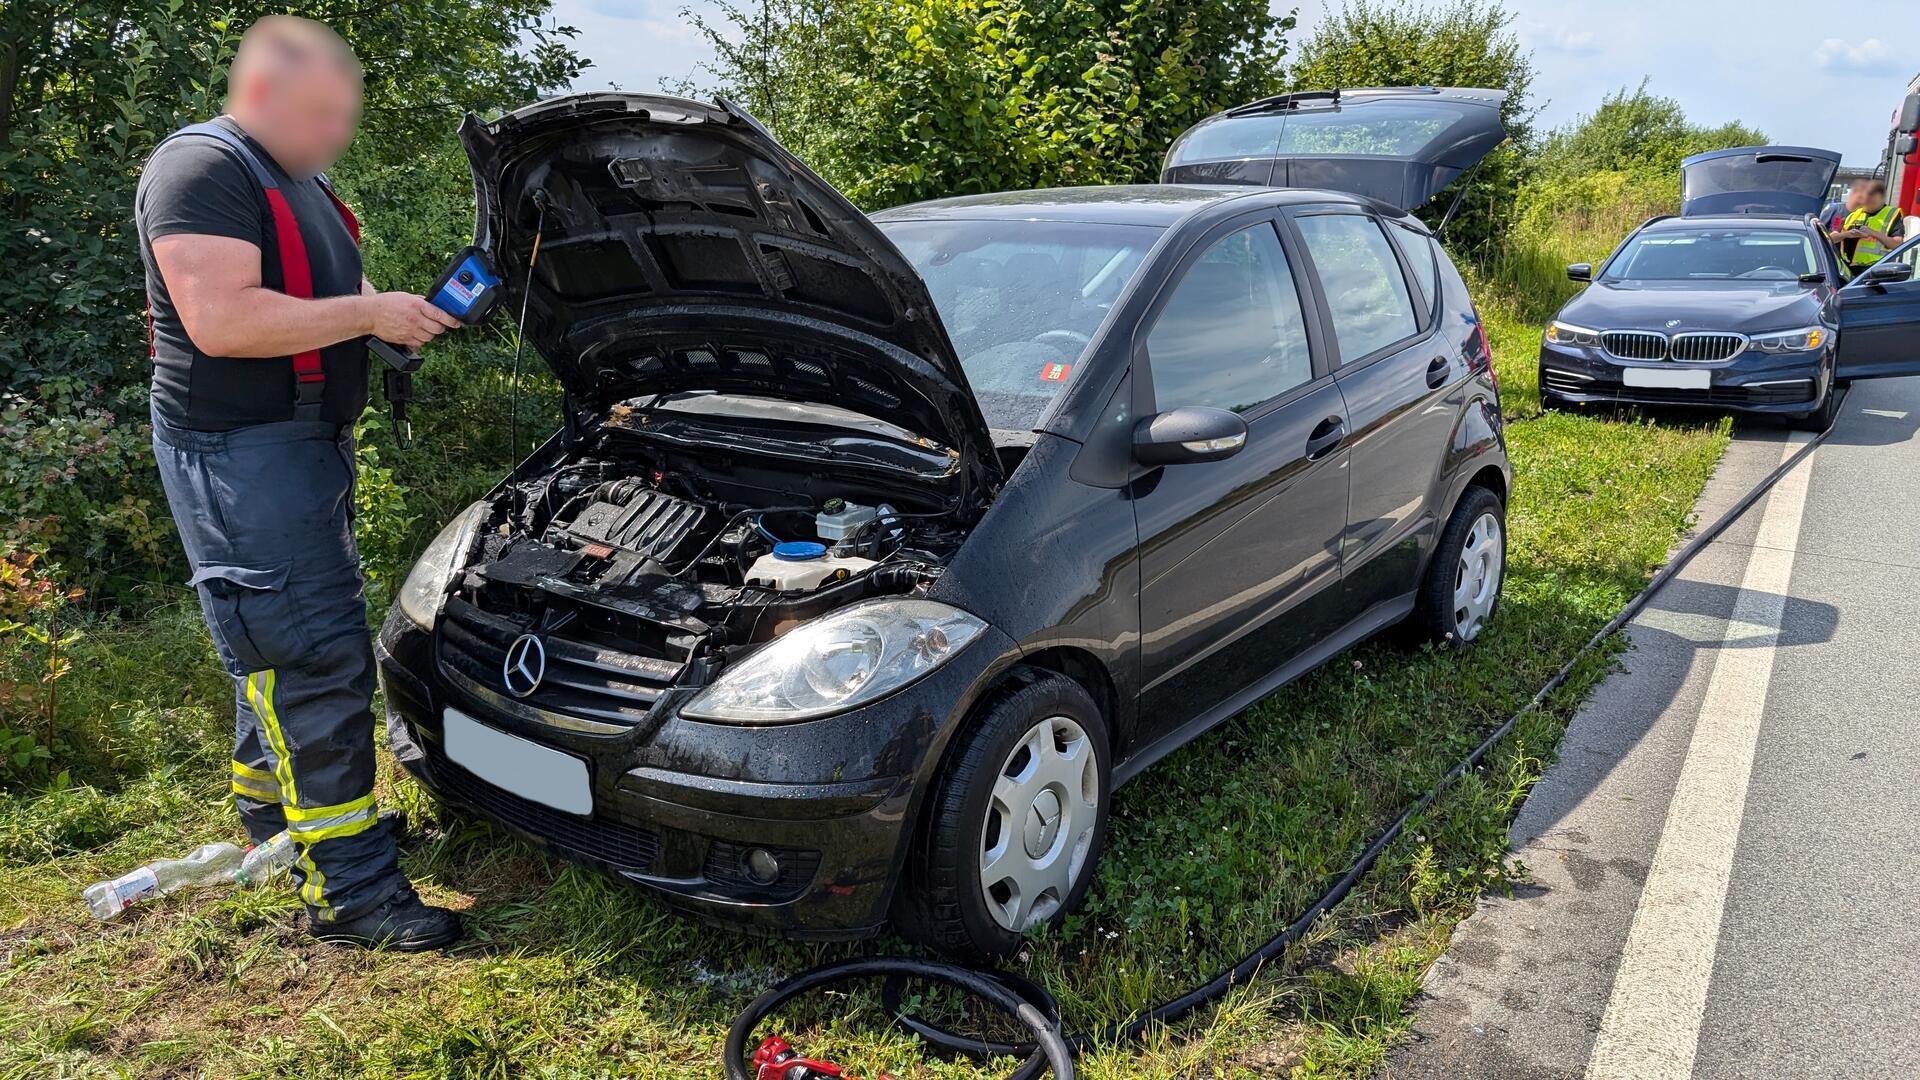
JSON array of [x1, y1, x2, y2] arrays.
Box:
[[773, 541, 828, 561]]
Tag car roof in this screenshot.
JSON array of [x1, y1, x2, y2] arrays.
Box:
[[872, 183, 1384, 228]]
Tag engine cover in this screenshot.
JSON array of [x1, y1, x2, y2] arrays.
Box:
[[553, 484, 706, 562]]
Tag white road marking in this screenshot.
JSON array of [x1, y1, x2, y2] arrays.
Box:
[[1585, 433, 1816, 1080]]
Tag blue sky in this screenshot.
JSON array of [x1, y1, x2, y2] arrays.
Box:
[[549, 0, 1916, 166]]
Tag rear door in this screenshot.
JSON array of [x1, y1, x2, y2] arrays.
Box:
[[1834, 236, 1920, 381], [1131, 213, 1351, 740], [1287, 207, 1457, 610], [1679, 146, 1841, 217], [1161, 87, 1509, 210]]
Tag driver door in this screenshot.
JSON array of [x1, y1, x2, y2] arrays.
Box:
[[1835, 238, 1920, 381]]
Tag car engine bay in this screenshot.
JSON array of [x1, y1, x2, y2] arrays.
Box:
[[444, 400, 977, 694]]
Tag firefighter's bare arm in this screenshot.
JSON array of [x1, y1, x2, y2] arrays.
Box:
[[153, 232, 458, 357]]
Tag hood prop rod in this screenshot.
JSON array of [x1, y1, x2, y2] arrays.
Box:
[[508, 193, 549, 465], [1435, 155, 1490, 240]]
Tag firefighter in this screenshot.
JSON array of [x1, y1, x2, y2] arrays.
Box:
[[135, 16, 462, 949], [1842, 180, 1905, 275]]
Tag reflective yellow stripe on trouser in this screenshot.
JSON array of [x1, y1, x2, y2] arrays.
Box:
[[230, 760, 279, 802], [247, 669, 377, 917]]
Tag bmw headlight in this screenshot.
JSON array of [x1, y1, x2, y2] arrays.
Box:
[[394, 501, 486, 630], [681, 599, 987, 724], [1545, 321, 1601, 348], [1749, 325, 1828, 353]]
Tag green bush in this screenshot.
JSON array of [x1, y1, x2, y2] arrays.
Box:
[[692, 0, 1294, 208]]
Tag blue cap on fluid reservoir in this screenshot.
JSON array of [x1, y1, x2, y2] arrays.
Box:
[[773, 541, 827, 561]]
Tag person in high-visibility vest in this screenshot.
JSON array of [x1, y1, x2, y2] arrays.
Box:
[[1842, 180, 1904, 275]]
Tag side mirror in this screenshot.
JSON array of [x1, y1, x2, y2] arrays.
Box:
[[1566, 263, 1593, 282], [1900, 93, 1920, 134], [1798, 272, 1827, 286], [1133, 406, 1248, 466], [1865, 260, 1915, 286], [1898, 134, 1918, 157]]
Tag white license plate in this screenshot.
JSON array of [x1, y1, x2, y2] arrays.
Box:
[[1622, 367, 1711, 390], [443, 708, 592, 816]]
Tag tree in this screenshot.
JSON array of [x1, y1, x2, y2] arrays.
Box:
[[690, 0, 1295, 210], [1286, 0, 1538, 251], [1533, 81, 1767, 183]]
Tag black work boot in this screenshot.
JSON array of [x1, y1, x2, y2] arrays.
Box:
[[310, 885, 462, 952]]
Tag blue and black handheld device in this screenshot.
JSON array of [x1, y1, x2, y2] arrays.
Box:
[[368, 246, 503, 446]]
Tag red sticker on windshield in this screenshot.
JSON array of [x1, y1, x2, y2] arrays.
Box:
[[1040, 362, 1072, 382]]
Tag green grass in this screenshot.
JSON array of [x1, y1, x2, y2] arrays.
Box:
[[0, 311, 1732, 1078]]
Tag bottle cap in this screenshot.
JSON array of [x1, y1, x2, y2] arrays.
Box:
[[773, 541, 827, 561]]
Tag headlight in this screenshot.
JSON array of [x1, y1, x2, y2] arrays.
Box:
[[1545, 321, 1601, 348], [394, 501, 486, 629], [1749, 325, 1827, 353], [681, 599, 987, 724]]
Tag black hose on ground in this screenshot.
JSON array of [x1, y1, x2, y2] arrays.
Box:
[[727, 422, 1832, 1080]]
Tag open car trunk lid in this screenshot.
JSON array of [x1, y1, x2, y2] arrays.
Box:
[[1678, 145, 1841, 217], [459, 93, 1003, 501], [1159, 87, 1509, 210]]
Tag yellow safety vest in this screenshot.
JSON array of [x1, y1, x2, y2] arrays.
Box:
[[1845, 204, 1903, 265]]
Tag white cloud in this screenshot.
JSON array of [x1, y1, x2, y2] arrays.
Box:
[[1529, 22, 1598, 56], [1813, 37, 1908, 77]]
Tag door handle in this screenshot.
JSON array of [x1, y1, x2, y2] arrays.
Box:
[[1426, 355, 1452, 389], [1305, 416, 1346, 460]]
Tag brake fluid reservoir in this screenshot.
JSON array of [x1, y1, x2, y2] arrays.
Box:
[[745, 541, 877, 591]]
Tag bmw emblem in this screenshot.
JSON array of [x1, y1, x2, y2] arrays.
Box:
[[502, 633, 547, 697], [1665, 319, 1683, 328]]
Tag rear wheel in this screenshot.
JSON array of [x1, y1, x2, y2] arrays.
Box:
[[1413, 486, 1506, 646], [896, 670, 1109, 960]]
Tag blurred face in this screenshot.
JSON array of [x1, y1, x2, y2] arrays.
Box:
[[1845, 184, 1866, 212], [1863, 187, 1887, 212], [237, 61, 362, 177]]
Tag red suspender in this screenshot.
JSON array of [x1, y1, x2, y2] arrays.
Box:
[[154, 122, 361, 412]]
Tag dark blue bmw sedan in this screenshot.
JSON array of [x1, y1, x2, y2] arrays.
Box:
[[1539, 145, 1920, 429]]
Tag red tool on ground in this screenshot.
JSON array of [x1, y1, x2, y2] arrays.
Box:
[[752, 1036, 894, 1080]]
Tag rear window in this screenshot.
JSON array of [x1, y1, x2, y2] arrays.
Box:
[[1390, 220, 1441, 308], [1169, 101, 1483, 166], [1296, 213, 1420, 363], [1604, 228, 1819, 282]]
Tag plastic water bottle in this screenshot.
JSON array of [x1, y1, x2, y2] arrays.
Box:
[[83, 831, 298, 920]]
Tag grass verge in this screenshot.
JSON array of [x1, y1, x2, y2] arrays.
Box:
[[0, 316, 1731, 1078]]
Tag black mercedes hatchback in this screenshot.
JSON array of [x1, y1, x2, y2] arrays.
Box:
[[377, 89, 1512, 958]]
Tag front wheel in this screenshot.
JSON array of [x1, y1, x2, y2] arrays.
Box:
[[1413, 486, 1507, 646], [895, 670, 1110, 960], [1793, 384, 1840, 432]]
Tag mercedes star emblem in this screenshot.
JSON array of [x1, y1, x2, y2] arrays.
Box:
[[502, 633, 547, 698]]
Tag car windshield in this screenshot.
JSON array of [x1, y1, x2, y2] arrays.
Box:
[[1168, 101, 1472, 165], [880, 218, 1162, 431], [1603, 228, 1819, 282]]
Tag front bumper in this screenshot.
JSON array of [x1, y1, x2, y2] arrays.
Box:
[[376, 606, 1016, 938], [1539, 341, 1828, 415]]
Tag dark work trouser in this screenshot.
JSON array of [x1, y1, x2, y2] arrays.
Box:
[[151, 405, 404, 923]]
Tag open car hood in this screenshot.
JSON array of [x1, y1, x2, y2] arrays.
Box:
[[460, 93, 1002, 500], [1679, 146, 1841, 217], [1160, 87, 1509, 210]]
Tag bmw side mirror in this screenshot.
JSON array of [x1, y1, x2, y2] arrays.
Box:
[[1133, 406, 1248, 466], [1566, 263, 1593, 282], [1864, 261, 1915, 286]]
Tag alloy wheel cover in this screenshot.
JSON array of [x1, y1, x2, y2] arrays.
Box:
[[1453, 512, 1503, 641], [978, 715, 1101, 933]]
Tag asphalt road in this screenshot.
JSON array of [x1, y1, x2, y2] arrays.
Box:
[[1384, 377, 1920, 1080]]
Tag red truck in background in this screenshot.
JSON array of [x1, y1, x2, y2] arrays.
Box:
[[1884, 83, 1920, 217]]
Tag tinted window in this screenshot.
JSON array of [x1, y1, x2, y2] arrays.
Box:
[[880, 219, 1161, 431], [1604, 228, 1818, 282], [1296, 214, 1419, 363], [1168, 100, 1492, 165], [1390, 220, 1440, 309], [1145, 223, 1313, 414]]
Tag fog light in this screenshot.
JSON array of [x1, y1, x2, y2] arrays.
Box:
[[745, 847, 781, 885]]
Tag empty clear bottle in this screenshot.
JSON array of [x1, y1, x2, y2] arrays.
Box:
[[84, 830, 298, 920]]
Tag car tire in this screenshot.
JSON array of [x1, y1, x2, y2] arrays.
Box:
[[895, 669, 1110, 960], [1793, 384, 1840, 432], [1413, 485, 1506, 646]]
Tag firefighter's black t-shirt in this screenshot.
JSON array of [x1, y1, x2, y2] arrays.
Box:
[[136, 117, 367, 431]]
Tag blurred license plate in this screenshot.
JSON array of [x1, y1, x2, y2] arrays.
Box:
[[443, 708, 591, 815], [1623, 367, 1710, 389]]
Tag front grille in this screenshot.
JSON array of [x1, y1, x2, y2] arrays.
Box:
[[1602, 330, 1668, 360], [1565, 380, 1814, 406], [1670, 332, 1746, 362], [420, 737, 659, 871], [438, 596, 682, 729]]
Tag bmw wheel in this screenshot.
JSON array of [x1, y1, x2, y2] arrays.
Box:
[[896, 670, 1109, 960], [1414, 486, 1506, 646]]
